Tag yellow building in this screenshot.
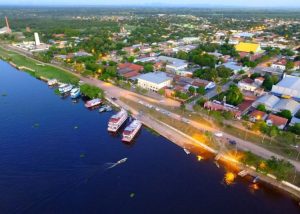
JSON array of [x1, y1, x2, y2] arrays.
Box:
[[235, 42, 261, 53]]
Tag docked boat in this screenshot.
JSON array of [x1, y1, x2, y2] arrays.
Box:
[[183, 148, 191, 155], [70, 88, 80, 99], [122, 119, 142, 142], [85, 98, 102, 108], [59, 84, 73, 94], [107, 109, 128, 132], [99, 105, 112, 113], [48, 79, 58, 86]]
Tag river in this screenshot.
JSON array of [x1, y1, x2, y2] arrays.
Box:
[[0, 60, 299, 213]]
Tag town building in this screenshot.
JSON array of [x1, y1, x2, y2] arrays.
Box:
[[137, 72, 172, 92], [221, 62, 245, 74], [249, 110, 268, 122], [235, 42, 262, 53], [252, 94, 300, 116], [238, 78, 259, 92], [266, 114, 288, 129], [271, 59, 287, 71], [271, 75, 300, 101], [158, 56, 188, 72], [117, 63, 144, 79]]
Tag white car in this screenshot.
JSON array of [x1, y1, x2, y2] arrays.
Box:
[[214, 132, 223, 138], [182, 118, 190, 124]]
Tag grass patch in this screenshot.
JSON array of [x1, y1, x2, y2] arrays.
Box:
[[0, 47, 79, 84], [120, 97, 219, 150]]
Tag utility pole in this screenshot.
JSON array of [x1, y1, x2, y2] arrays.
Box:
[[293, 150, 300, 183]]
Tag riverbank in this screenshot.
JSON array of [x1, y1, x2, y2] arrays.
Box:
[[1, 46, 300, 202], [118, 97, 300, 200], [0, 46, 79, 84]]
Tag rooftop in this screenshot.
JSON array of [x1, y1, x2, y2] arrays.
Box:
[[249, 110, 268, 119], [137, 72, 172, 84], [267, 114, 288, 127], [272, 75, 300, 98], [235, 42, 261, 53]]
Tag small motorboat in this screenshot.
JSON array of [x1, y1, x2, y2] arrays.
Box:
[[70, 88, 80, 99], [99, 105, 112, 113], [48, 79, 58, 86], [59, 84, 73, 94], [85, 98, 102, 108]]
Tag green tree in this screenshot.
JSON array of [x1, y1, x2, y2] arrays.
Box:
[[277, 110, 292, 120], [289, 123, 300, 135], [257, 104, 267, 112], [80, 84, 104, 99], [223, 84, 244, 106], [262, 75, 274, 91], [286, 61, 294, 70], [196, 86, 206, 95], [144, 64, 153, 73], [188, 86, 196, 95]]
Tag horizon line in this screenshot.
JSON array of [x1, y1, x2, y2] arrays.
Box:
[[0, 4, 300, 9]]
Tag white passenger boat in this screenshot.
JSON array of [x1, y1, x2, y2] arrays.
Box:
[[122, 120, 142, 142], [59, 84, 73, 93], [48, 79, 58, 86], [107, 109, 128, 132], [70, 88, 80, 98]]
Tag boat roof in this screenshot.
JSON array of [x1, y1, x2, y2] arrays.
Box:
[[124, 120, 141, 131]]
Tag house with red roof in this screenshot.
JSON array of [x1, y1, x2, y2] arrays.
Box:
[[249, 110, 268, 122], [266, 114, 288, 130], [117, 63, 144, 79], [271, 58, 287, 71]]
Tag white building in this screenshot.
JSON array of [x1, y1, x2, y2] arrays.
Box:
[[137, 72, 172, 92], [271, 75, 300, 100], [252, 94, 300, 116], [238, 78, 258, 92], [34, 32, 41, 46], [157, 56, 188, 75]]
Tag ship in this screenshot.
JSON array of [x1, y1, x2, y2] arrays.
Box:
[[99, 105, 112, 113], [107, 109, 128, 132], [122, 119, 142, 142], [59, 84, 73, 94], [70, 88, 80, 99], [85, 98, 102, 108], [47, 79, 58, 86]]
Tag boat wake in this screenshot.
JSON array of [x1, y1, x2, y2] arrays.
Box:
[[104, 158, 128, 170]]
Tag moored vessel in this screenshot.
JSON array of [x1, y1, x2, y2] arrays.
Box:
[[59, 84, 73, 94], [48, 79, 58, 86], [107, 109, 128, 132], [122, 119, 142, 142], [70, 88, 80, 99], [85, 98, 102, 108], [99, 105, 112, 113]]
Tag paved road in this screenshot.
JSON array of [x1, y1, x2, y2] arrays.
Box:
[[3, 44, 300, 171]]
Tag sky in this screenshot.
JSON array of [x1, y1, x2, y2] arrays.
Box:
[[1, 0, 300, 8]]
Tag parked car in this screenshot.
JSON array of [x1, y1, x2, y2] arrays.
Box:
[[214, 132, 223, 138], [228, 140, 237, 145]]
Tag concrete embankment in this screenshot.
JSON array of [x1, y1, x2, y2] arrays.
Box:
[[107, 97, 300, 200]]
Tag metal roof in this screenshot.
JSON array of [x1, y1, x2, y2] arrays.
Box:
[[137, 72, 172, 84], [272, 75, 300, 98]]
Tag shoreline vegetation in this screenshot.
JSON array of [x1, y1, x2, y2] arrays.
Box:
[[0, 46, 79, 84], [1, 46, 300, 201]]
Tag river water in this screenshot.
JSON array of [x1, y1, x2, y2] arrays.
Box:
[[0, 60, 299, 214]]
